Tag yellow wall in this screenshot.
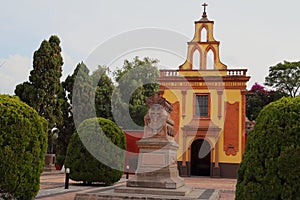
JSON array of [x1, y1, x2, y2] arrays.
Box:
[[162, 87, 244, 164]]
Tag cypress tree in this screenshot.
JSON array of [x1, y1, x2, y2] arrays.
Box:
[[236, 96, 300, 199], [15, 35, 63, 153]]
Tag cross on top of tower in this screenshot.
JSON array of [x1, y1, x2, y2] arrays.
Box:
[[202, 3, 208, 18]]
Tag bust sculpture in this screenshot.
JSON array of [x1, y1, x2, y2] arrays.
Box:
[[143, 93, 174, 139]]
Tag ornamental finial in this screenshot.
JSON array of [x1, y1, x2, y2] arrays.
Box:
[[202, 3, 208, 18]]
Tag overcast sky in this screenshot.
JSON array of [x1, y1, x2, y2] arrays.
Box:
[[1, 0, 300, 94]]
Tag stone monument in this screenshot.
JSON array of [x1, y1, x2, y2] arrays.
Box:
[[125, 93, 185, 189]]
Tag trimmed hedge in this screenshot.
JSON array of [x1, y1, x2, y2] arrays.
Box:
[[0, 95, 48, 200], [236, 96, 300, 199], [65, 117, 126, 185]]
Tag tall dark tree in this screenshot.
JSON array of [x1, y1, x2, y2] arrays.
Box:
[[265, 60, 300, 97], [15, 35, 63, 153], [56, 88, 74, 158], [68, 62, 95, 126], [57, 63, 115, 158], [112, 56, 160, 129], [92, 65, 114, 120], [246, 82, 287, 120], [60, 62, 93, 152]]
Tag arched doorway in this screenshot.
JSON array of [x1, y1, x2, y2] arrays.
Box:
[[191, 139, 211, 176]]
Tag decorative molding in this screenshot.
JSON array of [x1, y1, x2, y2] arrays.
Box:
[[182, 130, 187, 167], [181, 90, 187, 119], [170, 101, 180, 141], [182, 119, 221, 137], [224, 101, 239, 156], [241, 89, 246, 154], [214, 140, 219, 168], [158, 79, 249, 90], [217, 90, 223, 119]]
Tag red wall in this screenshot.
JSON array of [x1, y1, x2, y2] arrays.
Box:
[[124, 130, 143, 173]]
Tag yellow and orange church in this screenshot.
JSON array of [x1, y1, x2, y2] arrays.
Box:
[[124, 4, 250, 178], [157, 4, 250, 178]]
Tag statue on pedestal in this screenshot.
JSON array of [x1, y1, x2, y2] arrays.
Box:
[[127, 93, 185, 189]]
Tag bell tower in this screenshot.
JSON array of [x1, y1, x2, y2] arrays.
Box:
[[180, 3, 227, 70]]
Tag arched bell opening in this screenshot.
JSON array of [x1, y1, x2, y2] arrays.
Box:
[[200, 27, 208, 42], [206, 49, 215, 70], [192, 49, 201, 70]]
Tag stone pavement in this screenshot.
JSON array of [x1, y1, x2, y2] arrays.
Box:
[[36, 172, 236, 200]]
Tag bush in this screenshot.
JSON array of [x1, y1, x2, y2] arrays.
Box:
[[0, 95, 48, 200], [236, 96, 300, 199], [65, 117, 126, 185]]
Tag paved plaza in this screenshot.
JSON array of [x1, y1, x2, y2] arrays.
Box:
[[35, 172, 236, 200]]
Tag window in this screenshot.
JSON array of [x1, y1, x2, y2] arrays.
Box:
[[206, 49, 214, 70], [200, 28, 207, 42], [195, 95, 209, 117], [192, 49, 200, 69]]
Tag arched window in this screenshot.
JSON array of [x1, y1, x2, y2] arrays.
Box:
[[200, 28, 207, 42], [192, 49, 200, 69], [206, 49, 214, 70]]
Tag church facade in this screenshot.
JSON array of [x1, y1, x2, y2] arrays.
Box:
[[158, 5, 250, 178]]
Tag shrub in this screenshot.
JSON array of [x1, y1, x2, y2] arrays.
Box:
[[236, 96, 300, 199], [65, 117, 126, 185], [0, 95, 48, 200]]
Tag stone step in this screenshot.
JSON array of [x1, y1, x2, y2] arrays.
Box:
[[114, 185, 193, 196], [74, 187, 220, 200]]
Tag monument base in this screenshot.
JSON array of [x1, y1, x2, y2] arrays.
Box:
[[126, 176, 185, 189], [127, 165, 185, 189], [43, 154, 56, 172], [126, 138, 185, 189], [74, 186, 220, 200], [115, 185, 193, 196]]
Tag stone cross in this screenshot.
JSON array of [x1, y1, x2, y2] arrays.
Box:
[[202, 3, 208, 13], [202, 3, 208, 18]]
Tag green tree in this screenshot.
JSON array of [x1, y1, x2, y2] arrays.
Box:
[[65, 117, 126, 185], [56, 87, 74, 158], [69, 62, 95, 126], [15, 35, 63, 153], [265, 60, 300, 97], [92, 66, 114, 120], [57, 63, 114, 158], [236, 96, 300, 199], [112, 56, 160, 129], [246, 82, 287, 120], [57, 62, 93, 158], [0, 95, 48, 200]]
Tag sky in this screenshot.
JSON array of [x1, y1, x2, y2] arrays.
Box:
[[1, 0, 300, 94]]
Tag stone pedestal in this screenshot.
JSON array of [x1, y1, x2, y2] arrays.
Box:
[[43, 154, 56, 172], [127, 138, 185, 189]]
